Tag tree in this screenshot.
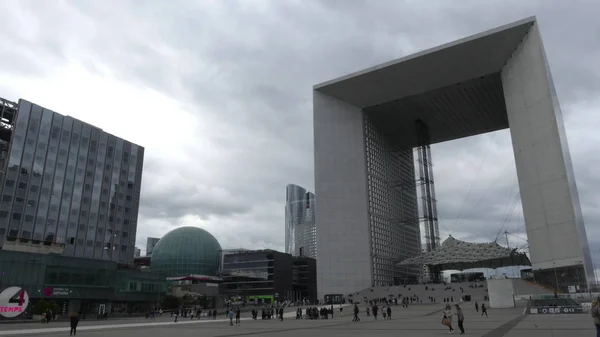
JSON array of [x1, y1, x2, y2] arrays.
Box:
[[162, 295, 181, 309], [32, 299, 59, 315]]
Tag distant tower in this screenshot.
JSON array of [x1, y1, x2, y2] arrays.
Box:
[[285, 184, 317, 259]]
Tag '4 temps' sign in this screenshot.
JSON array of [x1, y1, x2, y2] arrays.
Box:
[[0, 286, 30, 318]]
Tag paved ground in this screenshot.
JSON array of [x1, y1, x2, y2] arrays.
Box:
[[0, 304, 595, 336]]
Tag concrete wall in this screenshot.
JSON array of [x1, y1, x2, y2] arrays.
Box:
[[501, 23, 594, 282], [313, 91, 372, 299], [488, 279, 515, 308]]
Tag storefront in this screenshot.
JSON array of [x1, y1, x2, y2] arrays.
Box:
[[0, 250, 167, 321]]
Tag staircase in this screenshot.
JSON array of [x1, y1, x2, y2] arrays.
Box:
[[512, 279, 555, 295]]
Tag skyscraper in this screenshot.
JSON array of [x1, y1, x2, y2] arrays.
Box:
[[0, 98, 144, 263], [285, 184, 316, 259]]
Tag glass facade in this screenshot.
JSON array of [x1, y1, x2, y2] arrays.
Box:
[[219, 250, 316, 303], [0, 250, 166, 319], [0, 100, 144, 263], [284, 185, 316, 259], [364, 114, 421, 286], [150, 226, 222, 277]]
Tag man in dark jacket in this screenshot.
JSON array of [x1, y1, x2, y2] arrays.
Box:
[[70, 312, 80, 336], [455, 304, 465, 334]]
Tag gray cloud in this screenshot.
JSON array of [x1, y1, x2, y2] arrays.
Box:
[[0, 0, 599, 270]]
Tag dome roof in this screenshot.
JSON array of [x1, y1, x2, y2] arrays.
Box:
[[150, 226, 222, 277]]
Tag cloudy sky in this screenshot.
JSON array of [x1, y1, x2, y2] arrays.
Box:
[[0, 0, 598, 268]]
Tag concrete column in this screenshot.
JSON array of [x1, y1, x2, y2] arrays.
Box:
[[502, 23, 594, 282], [313, 91, 372, 299]]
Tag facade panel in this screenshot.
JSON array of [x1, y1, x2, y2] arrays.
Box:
[[502, 24, 594, 283], [0, 100, 144, 263], [313, 91, 372, 299]]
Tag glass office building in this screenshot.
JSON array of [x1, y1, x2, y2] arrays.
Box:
[[0, 98, 144, 263], [284, 184, 316, 259]]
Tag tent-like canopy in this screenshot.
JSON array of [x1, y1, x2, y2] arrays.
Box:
[[397, 236, 530, 270], [166, 274, 222, 283]]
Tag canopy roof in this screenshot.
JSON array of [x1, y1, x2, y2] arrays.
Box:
[[398, 236, 531, 270], [166, 274, 222, 283]]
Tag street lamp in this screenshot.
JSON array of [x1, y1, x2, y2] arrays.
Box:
[[553, 262, 559, 292]]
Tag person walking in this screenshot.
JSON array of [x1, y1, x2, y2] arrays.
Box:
[[481, 303, 488, 317], [352, 304, 360, 322], [475, 301, 479, 312], [591, 298, 600, 337], [455, 304, 465, 335], [386, 306, 392, 320], [228, 310, 234, 326], [69, 312, 80, 336], [235, 307, 241, 325], [442, 304, 454, 334]]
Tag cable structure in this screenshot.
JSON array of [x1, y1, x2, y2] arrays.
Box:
[[452, 132, 498, 229]]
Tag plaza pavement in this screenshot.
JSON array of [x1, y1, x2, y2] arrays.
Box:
[[0, 303, 595, 336]]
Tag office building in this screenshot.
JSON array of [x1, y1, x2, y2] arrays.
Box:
[[134, 247, 141, 258], [313, 17, 594, 298], [219, 249, 317, 304], [285, 184, 317, 259], [146, 237, 160, 257], [0, 249, 166, 320], [0, 98, 144, 263]]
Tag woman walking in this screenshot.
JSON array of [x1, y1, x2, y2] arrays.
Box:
[[442, 304, 454, 334]]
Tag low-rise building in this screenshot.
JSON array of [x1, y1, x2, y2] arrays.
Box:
[[0, 249, 166, 321], [218, 249, 316, 305]]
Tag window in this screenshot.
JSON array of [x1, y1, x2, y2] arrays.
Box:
[[27, 200, 36, 207], [126, 195, 132, 201], [121, 245, 127, 252], [5, 179, 14, 187], [30, 185, 39, 192], [122, 232, 128, 238], [18, 182, 27, 190], [12, 213, 21, 220], [0, 210, 7, 218], [24, 215, 34, 222], [41, 187, 50, 196], [2, 195, 11, 203]]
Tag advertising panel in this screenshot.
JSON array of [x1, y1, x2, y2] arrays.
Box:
[[0, 286, 30, 318]]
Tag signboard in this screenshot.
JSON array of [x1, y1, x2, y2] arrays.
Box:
[[533, 306, 583, 314], [43, 287, 72, 297], [0, 286, 29, 318]]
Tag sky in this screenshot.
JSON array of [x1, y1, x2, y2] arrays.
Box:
[[0, 0, 598, 271]]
